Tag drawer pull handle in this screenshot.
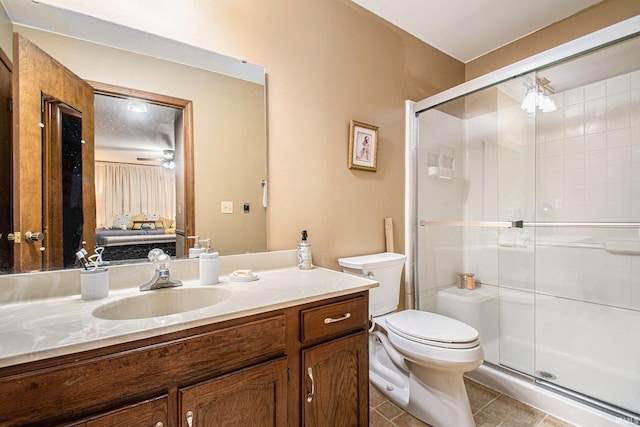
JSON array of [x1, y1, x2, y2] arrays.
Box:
[[306, 366, 315, 402], [324, 312, 351, 324], [186, 410, 194, 427]]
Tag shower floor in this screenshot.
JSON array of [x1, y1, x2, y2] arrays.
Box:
[[369, 378, 575, 426]]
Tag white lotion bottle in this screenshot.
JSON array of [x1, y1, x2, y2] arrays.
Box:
[[200, 245, 219, 285], [188, 235, 206, 258], [297, 230, 312, 270]]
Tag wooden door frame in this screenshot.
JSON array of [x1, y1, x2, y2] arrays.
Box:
[[12, 33, 95, 272], [89, 81, 195, 257], [43, 101, 84, 270]]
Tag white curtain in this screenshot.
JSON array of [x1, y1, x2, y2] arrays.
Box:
[[95, 162, 176, 228]]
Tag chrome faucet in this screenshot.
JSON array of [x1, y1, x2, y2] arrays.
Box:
[[140, 248, 182, 291]]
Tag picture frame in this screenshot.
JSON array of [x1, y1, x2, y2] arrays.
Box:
[[348, 120, 378, 172]]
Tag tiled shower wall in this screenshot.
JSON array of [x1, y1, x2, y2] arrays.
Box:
[[536, 69, 640, 311], [537, 70, 640, 222]]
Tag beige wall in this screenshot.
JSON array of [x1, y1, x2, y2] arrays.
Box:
[[198, 0, 465, 270], [466, 0, 640, 80], [7, 0, 639, 278], [8, 0, 465, 275], [187, 0, 639, 273]]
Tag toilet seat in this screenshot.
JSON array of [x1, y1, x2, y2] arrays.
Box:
[[384, 310, 479, 349]]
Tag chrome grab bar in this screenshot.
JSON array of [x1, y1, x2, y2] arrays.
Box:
[[420, 220, 640, 229], [420, 220, 522, 228], [524, 222, 640, 228]]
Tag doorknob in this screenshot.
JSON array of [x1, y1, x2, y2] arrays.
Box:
[[25, 231, 44, 242]]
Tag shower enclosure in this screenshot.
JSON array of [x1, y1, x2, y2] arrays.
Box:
[[408, 18, 640, 421]]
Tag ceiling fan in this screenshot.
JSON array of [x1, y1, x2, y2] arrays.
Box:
[[136, 150, 176, 169]]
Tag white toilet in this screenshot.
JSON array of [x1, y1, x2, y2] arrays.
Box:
[[338, 252, 484, 427]]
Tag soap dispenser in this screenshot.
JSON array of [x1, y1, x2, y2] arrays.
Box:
[[297, 230, 312, 270], [199, 240, 219, 285], [188, 236, 206, 258]]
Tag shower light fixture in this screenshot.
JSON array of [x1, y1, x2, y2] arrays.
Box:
[[127, 100, 148, 113], [521, 77, 556, 114], [161, 150, 175, 169]]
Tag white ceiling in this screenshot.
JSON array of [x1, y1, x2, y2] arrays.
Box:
[[94, 95, 181, 164], [351, 0, 603, 63]]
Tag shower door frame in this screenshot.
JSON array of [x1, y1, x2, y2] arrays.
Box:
[[404, 14, 640, 309], [405, 14, 640, 420]]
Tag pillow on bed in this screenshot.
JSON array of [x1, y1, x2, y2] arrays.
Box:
[[158, 216, 175, 230], [128, 213, 145, 229], [143, 214, 161, 229], [113, 214, 132, 230]]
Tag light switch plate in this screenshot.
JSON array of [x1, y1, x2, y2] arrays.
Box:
[[221, 201, 233, 214]]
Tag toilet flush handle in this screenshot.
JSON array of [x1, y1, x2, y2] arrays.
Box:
[[366, 271, 375, 279]]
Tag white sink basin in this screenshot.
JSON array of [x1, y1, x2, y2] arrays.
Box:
[[92, 287, 232, 320]]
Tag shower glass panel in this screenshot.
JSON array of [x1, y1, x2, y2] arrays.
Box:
[[416, 74, 536, 375], [532, 35, 640, 415], [416, 32, 640, 417]]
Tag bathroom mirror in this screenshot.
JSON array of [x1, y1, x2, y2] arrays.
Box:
[[0, 1, 267, 274]]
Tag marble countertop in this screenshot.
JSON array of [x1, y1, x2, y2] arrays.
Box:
[[0, 266, 378, 368]]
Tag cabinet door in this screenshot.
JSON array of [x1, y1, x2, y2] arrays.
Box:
[[179, 358, 287, 427], [66, 395, 168, 427], [302, 331, 368, 427]]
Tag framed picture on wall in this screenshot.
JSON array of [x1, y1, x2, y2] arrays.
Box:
[[348, 120, 378, 172]]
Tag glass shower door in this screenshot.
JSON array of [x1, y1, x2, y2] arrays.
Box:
[[415, 25, 640, 420], [532, 35, 640, 416], [416, 74, 537, 376]]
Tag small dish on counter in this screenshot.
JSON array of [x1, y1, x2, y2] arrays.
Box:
[[229, 269, 259, 282]]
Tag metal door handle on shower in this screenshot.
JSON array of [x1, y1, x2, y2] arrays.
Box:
[[420, 220, 640, 229], [420, 220, 523, 228]]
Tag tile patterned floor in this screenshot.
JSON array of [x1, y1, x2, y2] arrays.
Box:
[[369, 378, 577, 427]]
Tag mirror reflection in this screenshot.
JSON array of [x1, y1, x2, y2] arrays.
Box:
[[0, 0, 268, 274], [94, 93, 182, 263]]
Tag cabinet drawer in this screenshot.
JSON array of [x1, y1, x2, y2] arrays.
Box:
[[301, 297, 367, 343]]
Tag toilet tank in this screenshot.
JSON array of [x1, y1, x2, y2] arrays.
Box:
[[338, 252, 407, 317]]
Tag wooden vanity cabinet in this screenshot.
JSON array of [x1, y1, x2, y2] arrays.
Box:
[[0, 314, 287, 427], [0, 291, 369, 427], [64, 359, 289, 427], [299, 296, 369, 427], [178, 358, 287, 427]]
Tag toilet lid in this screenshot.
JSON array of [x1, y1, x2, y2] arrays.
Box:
[[385, 310, 479, 348]]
